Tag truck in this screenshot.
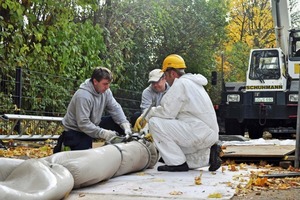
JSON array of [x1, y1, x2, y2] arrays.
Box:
[[217, 0, 300, 138]]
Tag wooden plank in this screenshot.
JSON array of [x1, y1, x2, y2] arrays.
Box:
[[223, 145, 295, 158], [259, 172, 300, 178]]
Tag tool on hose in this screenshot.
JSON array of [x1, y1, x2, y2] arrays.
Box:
[[140, 98, 156, 126], [108, 135, 127, 144], [134, 97, 156, 139], [109, 98, 155, 144]]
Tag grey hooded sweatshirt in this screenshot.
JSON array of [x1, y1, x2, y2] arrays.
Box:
[[62, 79, 128, 138]]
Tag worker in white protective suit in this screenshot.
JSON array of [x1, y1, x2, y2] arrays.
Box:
[[143, 54, 221, 172]]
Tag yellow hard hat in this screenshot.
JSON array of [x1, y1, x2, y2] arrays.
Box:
[[162, 54, 187, 72]]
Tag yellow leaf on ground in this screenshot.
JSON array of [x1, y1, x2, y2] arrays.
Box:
[[253, 177, 268, 187], [169, 191, 183, 195], [208, 192, 222, 198]]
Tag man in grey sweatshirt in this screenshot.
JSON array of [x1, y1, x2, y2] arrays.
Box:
[[54, 67, 131, 152], [130, 69, 169, 127]]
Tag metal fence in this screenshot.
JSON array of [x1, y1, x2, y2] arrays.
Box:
[[0, 68, 141, 138]]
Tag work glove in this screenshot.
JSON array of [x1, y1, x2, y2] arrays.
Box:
[[99, 129, 117, 141], [144, 133, 153, 142], [133, 116, 147, 133], [120, 122, 132, 135]]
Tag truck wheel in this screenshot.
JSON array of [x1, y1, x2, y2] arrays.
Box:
[[224, 119, 244, 135], [248, 125, 263, 139]]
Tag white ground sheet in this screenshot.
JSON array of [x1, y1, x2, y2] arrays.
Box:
[[222, 138, 296, 146], [67, 163, 245, 200], [67, 138, 296, 200]]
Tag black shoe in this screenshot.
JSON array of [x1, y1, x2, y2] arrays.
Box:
[[209, 142, 222, 171], [158, 157, 165, 163], [157, 162, 189, 172]]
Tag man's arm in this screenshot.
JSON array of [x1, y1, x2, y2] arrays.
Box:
[[145, 79, 184, 120], [140, 86, 155, 112], [105, 89, 129, 125]]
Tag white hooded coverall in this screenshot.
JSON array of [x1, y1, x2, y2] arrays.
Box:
[[146, 73, 219, 169]]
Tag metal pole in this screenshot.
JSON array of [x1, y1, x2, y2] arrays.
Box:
[[221, 51, 225, 92], [14, 67, 22, 135], [295, 77, 300, 168], [15, 67, 22, 109]]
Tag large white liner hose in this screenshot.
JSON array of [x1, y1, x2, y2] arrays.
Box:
[[0, 159, 74, 200], [0, 140, 158, 199]]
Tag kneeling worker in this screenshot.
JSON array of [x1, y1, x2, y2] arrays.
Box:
[[54, 67, 131, 152], [143, 54, 221, 172], [131, 68, 169, 127]]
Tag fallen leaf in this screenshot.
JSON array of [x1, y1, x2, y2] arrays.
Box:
[[152, 178, 165, 182], [253, 177, 268, 187], [228, 165, 238, 171], [136, 172, 146, 176], [79, 193, 85, 197], [222, 166, 226, 173], [169, 191, 183, 195], [208, 192, 222, 198]]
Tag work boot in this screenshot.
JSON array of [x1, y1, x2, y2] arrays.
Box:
[[157, 162, 189, 172], [208, 142, 222, 171]]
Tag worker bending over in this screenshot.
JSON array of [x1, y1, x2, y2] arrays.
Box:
[[54, 67, 131, 152]]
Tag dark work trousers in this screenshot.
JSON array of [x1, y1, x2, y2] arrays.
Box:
[[53, 130, 92, 153], [53, 116, 124, 153]]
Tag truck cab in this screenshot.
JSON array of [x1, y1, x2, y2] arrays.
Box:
[[217, 0, 300, 139]]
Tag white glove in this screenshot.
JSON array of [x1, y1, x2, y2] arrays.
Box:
[[99, 129, 117, 141], [120, 122, 132, 135]]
